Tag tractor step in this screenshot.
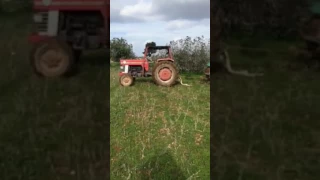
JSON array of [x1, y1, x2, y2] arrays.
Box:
[[146, 71, 152, 77], [145, 67, 153, 77]]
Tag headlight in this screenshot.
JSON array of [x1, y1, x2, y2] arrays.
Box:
[[120, 66, 124, 69]]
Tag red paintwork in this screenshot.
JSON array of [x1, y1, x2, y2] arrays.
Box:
[[119, 58, 149, 76], [159, 68, 172, 81], [28, 33, 52, 43], [119, 58, 150, 74], [33, 0, 109, 17], [29, 0, 110, 44]]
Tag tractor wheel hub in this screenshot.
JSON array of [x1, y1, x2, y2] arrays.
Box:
[[121, 76, 133, 86], [40, 50, 65, 70], [158, 68, 172, 81], [123, 78, 130, 83]]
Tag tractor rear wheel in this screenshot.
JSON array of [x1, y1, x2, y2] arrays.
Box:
[[30, 39, 74, 77], [120, 74, 134, 86], [152, 61, 178, 86], [205, 67, 210, 81]]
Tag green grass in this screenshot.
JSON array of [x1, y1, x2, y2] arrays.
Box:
[[212, 40, 320, 180], [110, 63, 210, 179], [0, 14, 210, 179], [0, 14, 109, 179], [3, 13, 320, 180]]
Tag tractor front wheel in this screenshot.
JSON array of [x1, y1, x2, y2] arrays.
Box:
[[152, 61, 178, 86], [30, 39, 74, 77], [120, 74, 134, 86]]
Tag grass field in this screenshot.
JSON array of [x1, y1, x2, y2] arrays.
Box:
[[212, 38, 320, 180], [2, 13, 320, 180], [0, 15, 110, 179], [110, 63, 210, 179], [0, 14, 210, 179]]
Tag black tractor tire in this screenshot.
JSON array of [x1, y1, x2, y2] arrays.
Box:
[[29, 42, 46, 76], [119, 74, 134, 87], [152, 61, 178, 87], [30, 39, 74, 77]]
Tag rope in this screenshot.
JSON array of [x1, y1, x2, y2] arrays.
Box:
[[178, 76, 192, 86], [223, 50, 264, 77]]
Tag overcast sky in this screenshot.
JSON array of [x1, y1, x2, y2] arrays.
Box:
[[110, 0, 210, 56]]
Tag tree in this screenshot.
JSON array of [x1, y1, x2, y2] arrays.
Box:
[[170, 36, 210, 73], [217, 0, 309, 38], [110, 38, 135, 62], [0, 0, 32, 13]]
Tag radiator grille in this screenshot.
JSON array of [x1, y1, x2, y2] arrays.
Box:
[[35, 12, 49, 33]]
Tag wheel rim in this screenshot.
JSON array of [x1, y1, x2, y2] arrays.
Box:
[[122, 77, 132, 86], [158, 68, 172, 81], [39, 49, 67, 75]]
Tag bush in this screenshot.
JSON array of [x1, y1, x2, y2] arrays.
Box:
[[215, 0, 310, 38], [170, 36, 210, 73], [110, 37, 135, 62], [0, 0, 32, 13]]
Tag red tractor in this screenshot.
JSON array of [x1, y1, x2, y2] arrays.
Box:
[[28, 0, 110, 77], [119, 42, 179, 87]]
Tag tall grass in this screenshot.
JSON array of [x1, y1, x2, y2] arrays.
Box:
[[0, 14, 109, 179], [212, 40, 320, 180], [110, 63, 210, 179]]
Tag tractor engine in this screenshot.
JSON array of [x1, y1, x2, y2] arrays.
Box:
[[30, 0, 109, 50], [59, 12, 104, 50], [129, 65, 143, 77], [33, 11, 105, 50]]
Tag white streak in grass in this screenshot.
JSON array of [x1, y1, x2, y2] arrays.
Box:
[[139, 136, 146, 160], [125, 165, 131, 180], [186, 170, 200, 180]]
